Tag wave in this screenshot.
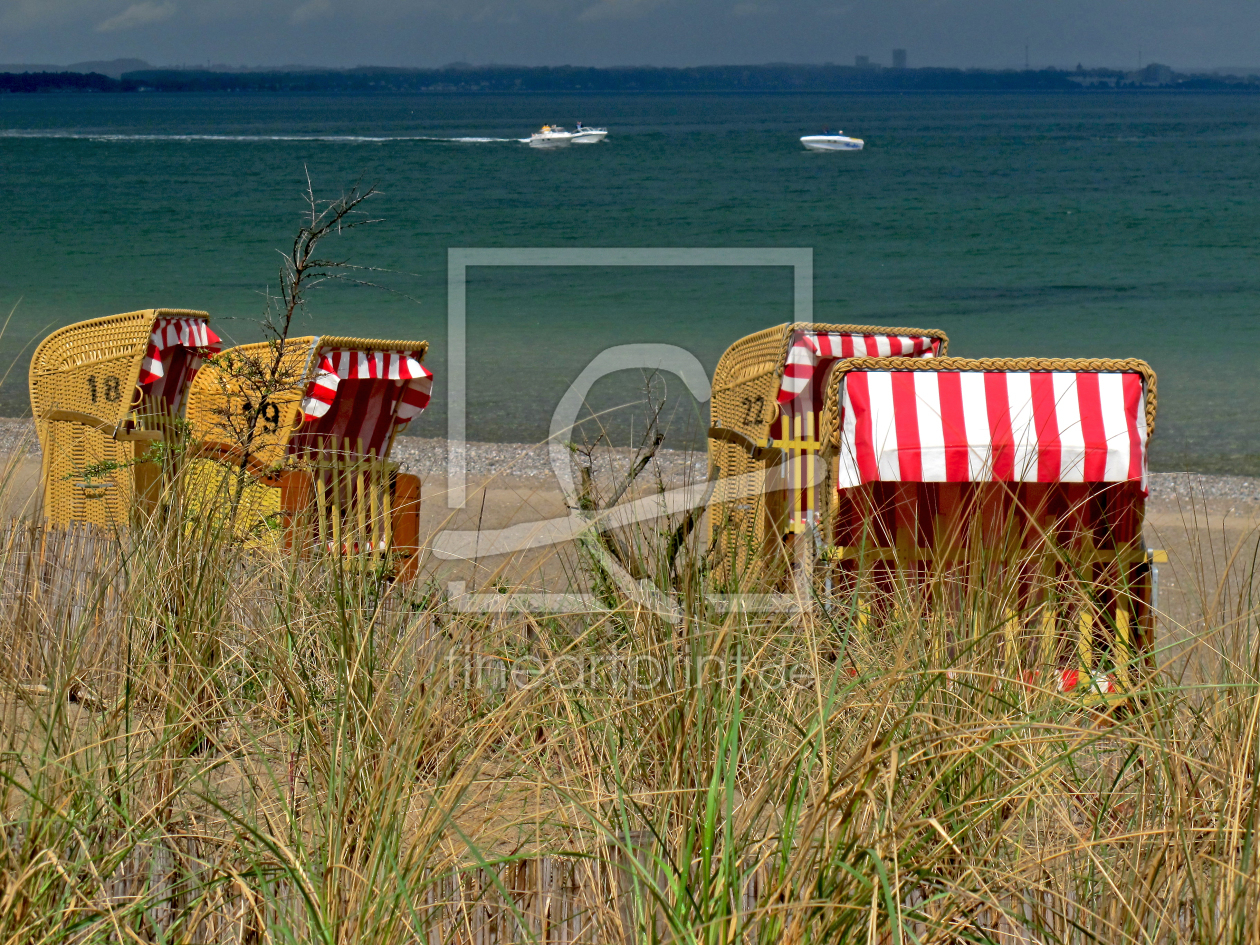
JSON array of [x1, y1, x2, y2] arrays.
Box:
[[0, 131, 516, 143]]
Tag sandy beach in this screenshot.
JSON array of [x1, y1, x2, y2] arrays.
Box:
[[4, 417, 1256, 662]]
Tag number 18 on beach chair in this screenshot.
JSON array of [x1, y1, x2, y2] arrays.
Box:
[[819, 356, 1162, 702], [29, 309, 221, 525], [184, 335, 433, 576], [706, 323, 949, 584]]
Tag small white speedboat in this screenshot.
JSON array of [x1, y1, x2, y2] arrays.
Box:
[[570, 124, 607, 144], [528, 125, 573, 148], [801, 132, 864, 152]]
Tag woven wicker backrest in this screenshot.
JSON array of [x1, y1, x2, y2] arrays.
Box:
[[29, 308, 212, 525], [186, 337, 318, 468], [30, 310, 194, 439], [186, 335, 432, 467], [185, 334, 431, 543], [706, 322, 949, 585]]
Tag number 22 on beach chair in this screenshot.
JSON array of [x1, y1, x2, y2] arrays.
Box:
[[183, 335, 433, 578], [706, 322, 949, 586], [29, 309, 221, 525]]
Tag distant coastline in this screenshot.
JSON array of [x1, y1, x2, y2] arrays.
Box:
[[3, 62, 1260, 94]]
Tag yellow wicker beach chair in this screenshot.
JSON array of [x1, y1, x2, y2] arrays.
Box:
[[184, 335, 432, 577], [29, 309, 220, 525], [706, 323, 948, 585], [818, 356, 1161, 704]]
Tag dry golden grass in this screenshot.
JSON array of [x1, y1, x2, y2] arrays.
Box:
[[2, 446, 1259, 944]]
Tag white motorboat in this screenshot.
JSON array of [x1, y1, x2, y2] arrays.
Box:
[[528, 125, 573, 148], [570, 124, 608, 144], [801, 132, 864, 151]]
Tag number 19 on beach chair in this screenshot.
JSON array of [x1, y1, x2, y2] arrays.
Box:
[[706, 323, 949, 585], [819, 356, 1161, 703], [29, 309, 221, 525], [184, 336, 433, 577]]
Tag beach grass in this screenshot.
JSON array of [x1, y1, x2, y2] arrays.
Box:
[[2, 445, 1259, 944]]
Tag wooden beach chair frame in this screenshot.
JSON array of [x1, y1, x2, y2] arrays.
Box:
[[29, 308, 220, 525], [706, 322, 949, 585], [184, 335, 431, 578], [818, 355, 1162, 703]]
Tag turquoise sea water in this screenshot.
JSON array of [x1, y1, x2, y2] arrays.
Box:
[[1, 92, 1257, 472]]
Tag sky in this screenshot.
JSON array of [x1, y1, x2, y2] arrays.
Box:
[[1, 0, 1257, 71]]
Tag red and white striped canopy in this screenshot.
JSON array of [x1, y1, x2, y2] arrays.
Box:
[[301, 348, 433, 423], [138, 316, 221, 385], [138, 316, 222, 413], [835, 370, 1148, 490], [779, 331, 939, 404], [293, 347, 434, 458]]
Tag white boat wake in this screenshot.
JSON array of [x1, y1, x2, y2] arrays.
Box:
[[0, 131, 516, 143]]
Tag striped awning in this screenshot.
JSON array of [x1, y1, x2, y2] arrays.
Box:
[[301, 348, 433, 424], [138, 316, 221, 385], [835, 370, 1148, 490], [779, 331, 939, 404]]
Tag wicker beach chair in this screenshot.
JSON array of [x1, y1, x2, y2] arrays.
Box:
[[29, 309, 221, 525], [818, 356, 1162, 703], [184, 336, 433, 577], [706, 323, 949, 584]]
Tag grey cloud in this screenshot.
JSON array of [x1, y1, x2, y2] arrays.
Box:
[[0, 0, 104, 31], [2, 0, 1259, 70], [95, 0, 176, 32], [578, 0, 671, 21], [731, 2, 778, 16], [289, 0, 331, 24]]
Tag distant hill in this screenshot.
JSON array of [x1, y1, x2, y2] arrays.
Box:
[[66, 58, 151, 79], [0, 71, 123, 92], [0, 58, 150, 79], [0, 63, 62, 74], [121, 64, 1083, 93], [3, 63, 1260, 95]]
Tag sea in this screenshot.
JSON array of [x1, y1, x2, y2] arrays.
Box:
[[1, 91, 1258, 474]]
